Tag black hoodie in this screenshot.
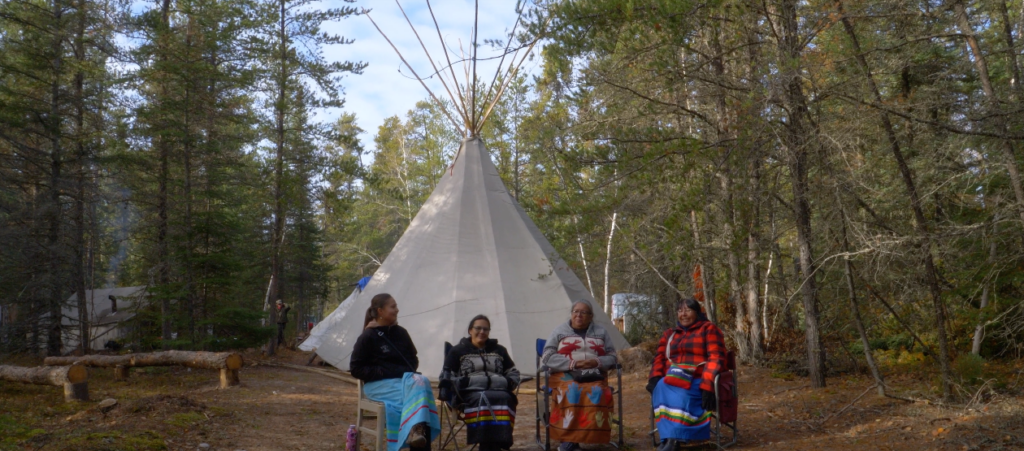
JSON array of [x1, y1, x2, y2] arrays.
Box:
[[350, 324, 419, 383]]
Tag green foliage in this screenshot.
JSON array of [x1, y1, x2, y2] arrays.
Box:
[[849, 335, 916, 354], [954, 354, 987, 385], [198, 307, 274, 351]]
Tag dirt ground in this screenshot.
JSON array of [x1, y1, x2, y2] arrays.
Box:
[[2, 348, 1022, 451]]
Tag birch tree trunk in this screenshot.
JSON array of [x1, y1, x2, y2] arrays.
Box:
[[573, 216, 595, 294], [603, 212, 617, 315], [745, 160, 764, 362]]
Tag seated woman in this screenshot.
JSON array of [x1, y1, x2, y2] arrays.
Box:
[[439, 315, 521, 451], [646, 297, 726, 450], [541, 300, 618, 451], [350, 293, 441, 451]]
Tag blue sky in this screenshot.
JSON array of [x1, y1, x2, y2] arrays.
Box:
[[319, 0, 538, 151]]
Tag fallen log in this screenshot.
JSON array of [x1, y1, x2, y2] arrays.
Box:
[[0, 364, 89, 402], [45, 350, 243, 370], [43, 354, 131, 367], [129, 350, 244, 370], [44, 351, 243, 388]]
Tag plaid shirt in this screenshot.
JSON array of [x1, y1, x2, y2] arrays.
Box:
[[649, 320, 726, 392]]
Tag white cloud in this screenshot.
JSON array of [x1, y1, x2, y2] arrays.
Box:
[[318, 0, 537, 153]]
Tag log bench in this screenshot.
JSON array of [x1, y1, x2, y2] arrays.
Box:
[[44, 351, 243, 388], [0, 364, 89, 401]]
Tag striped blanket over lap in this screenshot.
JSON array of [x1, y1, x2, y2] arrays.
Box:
[[364, 373, 441, 451], [652, 378, 711, 441]]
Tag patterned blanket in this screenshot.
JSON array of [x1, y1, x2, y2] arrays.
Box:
[[547, 372, 613, 444]]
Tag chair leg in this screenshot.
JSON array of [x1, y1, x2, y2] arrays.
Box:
[[544, 372, 551, 451], [617, 367, 624, 448], [650, 403, 659, 448], [376, 410, 386, 451]]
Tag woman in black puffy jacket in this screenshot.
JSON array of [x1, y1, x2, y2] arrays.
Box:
[[439, 314, 520, 451]]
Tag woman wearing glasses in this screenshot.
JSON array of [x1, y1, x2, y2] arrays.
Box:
[[540, 299, 619, 451], [438, 315, 521, 451]]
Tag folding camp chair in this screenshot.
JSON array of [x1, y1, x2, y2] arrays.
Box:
[[356, 379, 387, 451], [648, 350, 739, 450], [438, 342, 476, 451], [439, 341, 532, 451], [534, 338, 625, 451]]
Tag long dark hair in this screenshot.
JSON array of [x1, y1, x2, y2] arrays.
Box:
[[364, 293, 393, 328], [676, 297, 709, 323], [467, 314, 490, 333]]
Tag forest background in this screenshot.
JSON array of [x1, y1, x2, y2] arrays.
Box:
[[2, 0, 1023, 401]]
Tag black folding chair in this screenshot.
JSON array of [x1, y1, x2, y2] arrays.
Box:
[[534, 338, 624, 451], [439, 341, 532, 451], [648, 350, 739, 450], [438, 341, 476, 451]]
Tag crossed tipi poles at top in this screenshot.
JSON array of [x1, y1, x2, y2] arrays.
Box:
[[365, 0, 545, 140]]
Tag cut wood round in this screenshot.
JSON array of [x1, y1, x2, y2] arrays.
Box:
[[0, 364, 88, 386], [219, 368, 240, 388], [64, 382, 89, 402], [44, 351, 243, 370]]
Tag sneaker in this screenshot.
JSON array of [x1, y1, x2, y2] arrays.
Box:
[[558, 442, 579, 451], [407, 423, 428, 448]]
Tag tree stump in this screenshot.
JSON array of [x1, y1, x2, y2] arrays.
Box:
[[114, 365, 130, 381], [0, 364, 89, 402], [64, 382, 89, 402], [219, 369, 240, 388]]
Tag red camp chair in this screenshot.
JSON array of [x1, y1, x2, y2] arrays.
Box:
[[648, 350, 739, 449]]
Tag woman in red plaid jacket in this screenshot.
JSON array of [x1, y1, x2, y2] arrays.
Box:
[[646, 297, 726, 449]]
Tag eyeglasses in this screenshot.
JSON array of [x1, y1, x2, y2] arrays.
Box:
[[471, 326, 490, 332], [571, 310, 593, 316]]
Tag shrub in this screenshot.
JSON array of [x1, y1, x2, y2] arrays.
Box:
[[954, 353, 986, 384]]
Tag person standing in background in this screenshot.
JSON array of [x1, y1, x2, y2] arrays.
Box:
[[275, 299, 290, 347]]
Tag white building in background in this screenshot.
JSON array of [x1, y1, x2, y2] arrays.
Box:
[[611, 293, 656, 334], [61, 286, 151, 354]]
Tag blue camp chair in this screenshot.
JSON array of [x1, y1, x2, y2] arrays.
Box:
[[534, 338, 624, 451]]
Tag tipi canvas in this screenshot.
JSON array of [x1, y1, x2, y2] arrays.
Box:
[[302, 137, 629, 377]]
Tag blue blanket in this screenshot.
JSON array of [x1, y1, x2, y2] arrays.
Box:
[[652, 377, 711, 441], [364, 373, 441, 451]]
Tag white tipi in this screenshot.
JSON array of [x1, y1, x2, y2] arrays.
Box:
[[301, 3, 629, 377], [303, 137, 629, 376]]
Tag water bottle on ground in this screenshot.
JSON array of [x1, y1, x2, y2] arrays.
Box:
[[346, 424, 358, 451]]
